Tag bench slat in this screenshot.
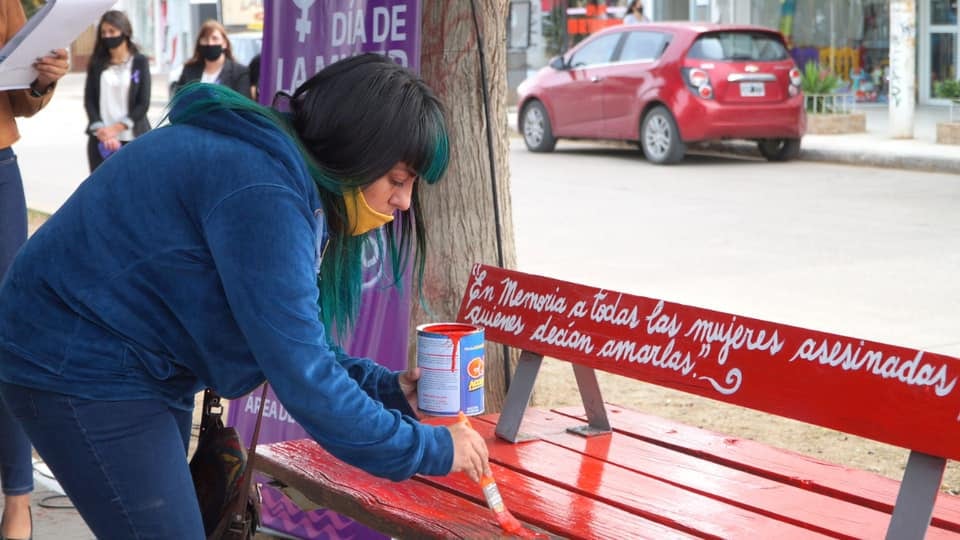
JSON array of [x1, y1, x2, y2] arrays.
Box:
[[256, 440, 500, 539], [418, 417, 700, 539], [552, 404, 960, 533], [256, 436, 697, 539], [461, 415, 835, 539], [511, 407, 960, 539]]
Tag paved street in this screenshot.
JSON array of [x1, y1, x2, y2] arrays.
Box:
[[509, 138, 960, 358]]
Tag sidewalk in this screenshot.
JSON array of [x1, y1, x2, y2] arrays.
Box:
[[507, 103, 960, 173]]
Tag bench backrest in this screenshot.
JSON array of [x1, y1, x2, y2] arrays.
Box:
[[456, 264, 960, 462]]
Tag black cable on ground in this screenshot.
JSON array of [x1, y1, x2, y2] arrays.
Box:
[[468, 0, 512, 391], [38, 494, 73, 509]]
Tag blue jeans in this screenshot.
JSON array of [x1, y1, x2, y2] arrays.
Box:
[[0, 146, 32, 497], [0, 383, 205, 539]]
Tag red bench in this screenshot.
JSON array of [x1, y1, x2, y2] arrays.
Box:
[[255, 263, 960, 538]]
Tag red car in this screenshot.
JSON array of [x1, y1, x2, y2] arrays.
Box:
[[517, 22, 806, 164]]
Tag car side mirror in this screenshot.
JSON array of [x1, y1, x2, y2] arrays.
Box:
[[549, 56, 567, 70]]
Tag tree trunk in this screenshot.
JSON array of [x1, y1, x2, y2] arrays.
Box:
[[415, 0, 517, 413]]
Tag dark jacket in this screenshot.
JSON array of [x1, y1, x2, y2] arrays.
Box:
[[84, 53, 152, 138], [176, 59, 250, 97]]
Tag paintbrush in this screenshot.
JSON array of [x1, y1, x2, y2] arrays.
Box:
[[458, 412, 547, 538]]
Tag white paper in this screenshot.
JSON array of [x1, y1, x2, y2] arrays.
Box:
[[0, 0, 118, 90]]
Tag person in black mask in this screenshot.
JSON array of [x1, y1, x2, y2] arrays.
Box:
[[173, 20, 250, 98], [84, 10, 152, 172]]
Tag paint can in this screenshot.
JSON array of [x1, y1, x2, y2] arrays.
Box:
[[416, 322, 485, 416]]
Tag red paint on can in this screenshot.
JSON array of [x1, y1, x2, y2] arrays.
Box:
[[417, 323, 485, 416]]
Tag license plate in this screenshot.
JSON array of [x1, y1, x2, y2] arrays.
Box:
[[740, 82, 765, 97]]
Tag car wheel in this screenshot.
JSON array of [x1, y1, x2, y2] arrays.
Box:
[[757, 138, 801, 161], [520, 100, 557, 153], [641, 106, 685, 164]]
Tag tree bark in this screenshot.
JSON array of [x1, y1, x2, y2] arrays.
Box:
[[415, 0, 517, 413]]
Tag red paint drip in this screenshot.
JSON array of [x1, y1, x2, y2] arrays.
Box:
[[450, 334, 459, 372], [423, 324, 474, 373]]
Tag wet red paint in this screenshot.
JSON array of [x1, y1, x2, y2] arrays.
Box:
[[460, 413, 548, 538], [419, 323, 476, 371]]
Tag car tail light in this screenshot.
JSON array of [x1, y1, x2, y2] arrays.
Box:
[[684, 68, 714, 100], [687, 68, 709, 88], [789, 67, 802, 87]]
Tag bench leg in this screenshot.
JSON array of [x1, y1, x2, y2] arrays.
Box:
[[495, 350, 542, 443], [885, 450, 946, 540], [266, 479, 324, 512], [566, 364, 611, 437]]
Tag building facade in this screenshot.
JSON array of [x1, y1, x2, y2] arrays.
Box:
[[521, 0, 959, 105]]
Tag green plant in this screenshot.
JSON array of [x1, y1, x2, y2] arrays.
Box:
[[934, 79, 960, 99], [800, 62, 842, 113]]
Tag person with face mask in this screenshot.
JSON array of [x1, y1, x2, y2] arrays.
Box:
[[83, 10, 152, 172], [174, 20, 251, 98], [0, 53, 490, 539], [624, 0, 650, 24]]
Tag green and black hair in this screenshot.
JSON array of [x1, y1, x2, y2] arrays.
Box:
[[167, 54, 449, 340]]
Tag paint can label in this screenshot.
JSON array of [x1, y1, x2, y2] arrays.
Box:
[[416, 322, 485, 416]]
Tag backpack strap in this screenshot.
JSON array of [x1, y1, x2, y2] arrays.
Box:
[[223, 383, 269, 534]]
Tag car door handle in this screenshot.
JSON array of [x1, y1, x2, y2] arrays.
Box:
[[590, 76, 603, 83]]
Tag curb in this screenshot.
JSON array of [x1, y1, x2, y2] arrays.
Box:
[[695, 140, 960, 174], [507, 116, 960, 174]]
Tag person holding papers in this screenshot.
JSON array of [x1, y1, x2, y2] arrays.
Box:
[[0, 1, 69, 538], [84, 10, 151, 172]]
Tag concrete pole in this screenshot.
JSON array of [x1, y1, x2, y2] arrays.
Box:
[[889, 0, 917, 139]]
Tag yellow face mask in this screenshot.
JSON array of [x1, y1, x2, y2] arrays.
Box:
[[343, 188, 394, 236]]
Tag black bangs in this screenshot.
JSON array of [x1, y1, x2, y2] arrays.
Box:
[[291, 54, 448, 188]]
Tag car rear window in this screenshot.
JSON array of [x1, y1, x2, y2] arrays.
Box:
[[687, 32, 788, 61]]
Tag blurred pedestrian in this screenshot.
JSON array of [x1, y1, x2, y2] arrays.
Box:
[[0, 53, 489, 539], [83, 10, 151, 172], [173, 20, 250, 97], [0, 0, 69, 536], [624, 0, 650, 24]]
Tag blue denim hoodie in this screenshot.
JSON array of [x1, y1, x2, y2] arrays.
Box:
[[0, 92, 453, 481]]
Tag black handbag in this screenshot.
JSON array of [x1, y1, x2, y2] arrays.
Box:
[[190, 385, 268, 540]]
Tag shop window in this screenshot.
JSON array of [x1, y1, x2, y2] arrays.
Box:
[[931, 0, 958, 25], [774, 0, 889, 103], [931, 33, 957, 98]]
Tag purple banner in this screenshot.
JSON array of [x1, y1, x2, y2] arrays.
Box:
[[260, 0, 421, 99], [228, 2, 422, 538]]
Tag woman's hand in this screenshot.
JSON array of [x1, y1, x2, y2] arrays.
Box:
[[398, 367, 420, 416], [96, 124, 126, 142], [95, 126, 113, 142], [33, 49, 69, 91], [102, 137, 121, 152], [447, 421, 492, 483]]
